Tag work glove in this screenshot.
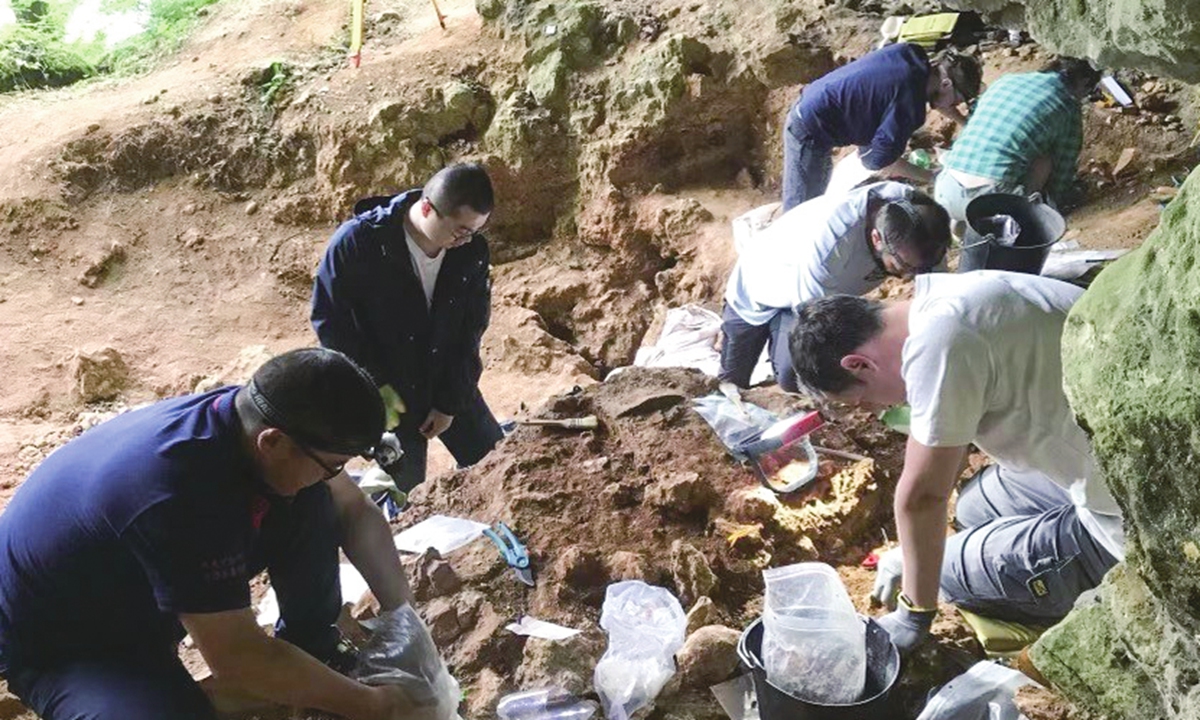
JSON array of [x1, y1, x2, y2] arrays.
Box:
[[870, 546, 904, 610], [379, 384, 406, 430], [877, 598, 936, 655]]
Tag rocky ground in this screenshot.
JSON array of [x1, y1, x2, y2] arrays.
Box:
[[0, 0, 1197, 717]]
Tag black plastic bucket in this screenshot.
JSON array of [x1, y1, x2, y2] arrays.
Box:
[[958, 194, 1065, 275], [737, 616, 900, 720]]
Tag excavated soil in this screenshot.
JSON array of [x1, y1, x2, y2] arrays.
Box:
[[0, 0, 1196, 717]]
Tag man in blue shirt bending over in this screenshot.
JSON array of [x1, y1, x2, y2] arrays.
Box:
[[0, 348, 421, 720], [783, 44, 982, 210]]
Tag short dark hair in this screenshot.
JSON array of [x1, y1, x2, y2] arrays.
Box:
[[424, 162, 494, 215], [873, 191, 951, 271], [1040, 56, 1101, 93], [933, 50, 982, 102], [789, 295, 885, 397], [237, 348, 384, 456]]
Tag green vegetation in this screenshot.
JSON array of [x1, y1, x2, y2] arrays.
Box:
[[0, 0, 222, 93]]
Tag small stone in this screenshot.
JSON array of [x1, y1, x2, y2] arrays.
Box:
[[676, 625, 742, 688], [685, 596, 717, 636], [553, 546, 607, 601], [601, 481, 641, 508], [181, 203, 198, 215], [71, 347, 129, 402], [671, 540, 716, 606], [1113, 147, 1139, 177], [645, 471, 718, 517], [581, 456, 609, 473], [71, 296, 84, 305], [423, 598, 464, 645], [606, 550, 650, 582], [245, 201, 259, 216], [178, 227, 205, 249]]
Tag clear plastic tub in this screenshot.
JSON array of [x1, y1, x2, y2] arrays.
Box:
[[761, 564, 866, 704]]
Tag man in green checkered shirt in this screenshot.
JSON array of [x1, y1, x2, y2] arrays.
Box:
[[935, 58, 1100, 222]]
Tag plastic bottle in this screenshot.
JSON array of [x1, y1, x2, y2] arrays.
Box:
[[908, 148, 933, 170], [496, 689, 599, 720]]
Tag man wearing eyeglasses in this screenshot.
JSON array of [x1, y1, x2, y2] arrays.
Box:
[[312, 162, 503, 495], [720, 181, 951, 393], [0, 348, 423, 720]]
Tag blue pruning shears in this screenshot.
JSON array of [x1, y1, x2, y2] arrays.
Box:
[[483, 522, 535, 587]]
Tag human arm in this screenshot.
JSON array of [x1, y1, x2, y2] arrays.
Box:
[[858, 91, 924, 174], [182, 609, 413, 720], [1044, 104, 1083, 201], [895, 438, 969, 608], [875, 156, 935, 185], [1024, 155, 1054, 195], [328, 474, 414, 610]]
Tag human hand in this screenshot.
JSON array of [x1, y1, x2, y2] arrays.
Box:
[[419, 409, 454, 439], [379, 385, 407, 430], [877, 602, 935, 655], [870, 546, 904, 610]]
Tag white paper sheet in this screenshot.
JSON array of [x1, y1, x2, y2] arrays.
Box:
[[393, 514, 490, 555], [505, 615, 582, 640]]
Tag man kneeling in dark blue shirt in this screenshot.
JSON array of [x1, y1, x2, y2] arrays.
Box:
[[0, 348, 421, 720], [783, 43, 982, 210]]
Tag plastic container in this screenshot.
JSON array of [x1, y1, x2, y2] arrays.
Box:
[[740, 411, 825, 494], [761, 564, 865, 703], [497, 688, 599, 720], [738, 617, 900, 720], [958, 194, 1065, 275]]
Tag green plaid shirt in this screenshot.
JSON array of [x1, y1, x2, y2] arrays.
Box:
[[943, 72, 1082, 200]]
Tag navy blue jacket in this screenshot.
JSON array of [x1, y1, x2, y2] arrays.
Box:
[[311, 190, 490, 422], [795, 42, 930, 171]]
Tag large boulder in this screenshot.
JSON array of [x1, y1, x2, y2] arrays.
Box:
[[949, 0, 1200, 83], [1032, 166, 1200, 716]]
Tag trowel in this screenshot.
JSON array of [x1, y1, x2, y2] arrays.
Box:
[[736, 410, 826, 494]]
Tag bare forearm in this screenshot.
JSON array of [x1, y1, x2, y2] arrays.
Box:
[[882, 157, 934, 185], [895, 484, 950, 609], [342, 503, 414, 610], [216, 636, 379, 719]]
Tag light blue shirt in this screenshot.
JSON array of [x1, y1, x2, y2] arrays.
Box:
[[725, 182, 912, 325]]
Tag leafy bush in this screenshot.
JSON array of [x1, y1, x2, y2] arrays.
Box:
[[0, 22, 93, 92]]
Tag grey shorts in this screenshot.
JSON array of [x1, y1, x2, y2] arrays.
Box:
[[939, 465, 1118, 625]]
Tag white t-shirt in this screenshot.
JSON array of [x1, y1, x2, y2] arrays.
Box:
[[404, 229, 445, 309], [902, 271, 1125, 560], [725, 181, 912, 326]]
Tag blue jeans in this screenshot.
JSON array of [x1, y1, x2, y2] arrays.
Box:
[[392, 389, 503, 494], [933, 170, 1020, 224], [4, 483, 343, 720], [940, 465, 1118, 625], [718, 304, 799, 392], [782, 104, 833, 211]]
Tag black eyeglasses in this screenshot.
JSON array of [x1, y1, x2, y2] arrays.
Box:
[[296, 442, 347, 481], [426, 198, 489, 238]]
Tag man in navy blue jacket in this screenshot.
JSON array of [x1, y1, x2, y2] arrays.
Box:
[[783, 44, 982, 210], [312, 163, 502, 493]]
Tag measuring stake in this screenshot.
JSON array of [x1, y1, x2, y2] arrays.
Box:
[[430, 0, 447, 29], [349, 0, 365, 67]]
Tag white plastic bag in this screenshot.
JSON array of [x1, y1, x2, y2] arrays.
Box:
[[916, 661, 1036, 720], [593, 581, 687, 720], [692, 394, 779, 460], [353, 604, 462, 720], [761, 563, 865, 703], [393, 514, 489, 555]]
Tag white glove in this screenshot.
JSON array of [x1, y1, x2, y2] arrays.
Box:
[[870, 546, 904, 610]]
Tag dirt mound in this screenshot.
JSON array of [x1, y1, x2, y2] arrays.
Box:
[[393, 366, 941, 716]]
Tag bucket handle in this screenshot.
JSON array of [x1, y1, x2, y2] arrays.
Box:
[[958, 233, 1060, 252]]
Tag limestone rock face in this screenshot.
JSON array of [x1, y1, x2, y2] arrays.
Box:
[[675, 625, 741, 688], [1033, 166, 1200, 717], [949, 0, 1200, 83], [71, 347, 129, 402]]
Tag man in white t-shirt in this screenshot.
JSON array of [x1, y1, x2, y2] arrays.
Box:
[[720, 182, 951, 391], [312, 164, 502, 495], [788, 270, 1122, 652]]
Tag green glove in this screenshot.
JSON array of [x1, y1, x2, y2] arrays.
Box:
[[379, 384, 406, 430], [358, 466, 408, 507]]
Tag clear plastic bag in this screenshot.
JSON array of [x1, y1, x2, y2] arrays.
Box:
[[352, 604, 463, 720], [593, 581, 687, 720], [692, 394, 778, 460], [497, 687, 599, 720], [915, 661, 1036, 720], [761, 563, 865, 704]]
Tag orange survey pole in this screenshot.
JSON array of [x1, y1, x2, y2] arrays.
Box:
[[349, 0, 365, 67], [430, 0, 447, 29]]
